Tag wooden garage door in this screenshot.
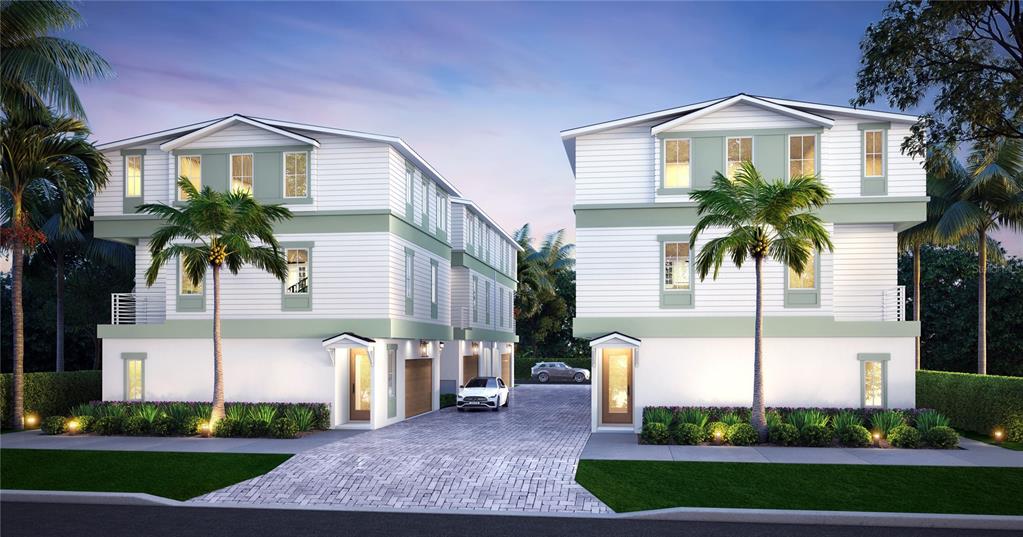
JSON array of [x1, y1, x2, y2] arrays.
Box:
[[462, 355, 478, 386], [500, 353, 511, 386], [405, 359, 433, 418]]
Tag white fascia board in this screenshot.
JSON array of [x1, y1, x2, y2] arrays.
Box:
[[451, 197, 522, 250], [589, 332, 641, 347], [96, 118, 225, 152], [159, 115, 320, 152], [253, 117, 464, 198], [322, 333, 375, 349], [758, 97, 920, 123], [651, 95, 834, 135], [559, 97, 727, 140]]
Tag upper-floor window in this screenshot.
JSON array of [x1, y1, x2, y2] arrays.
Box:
[[863, 130, 884, 177], [787, 253, 816, 290], [284, 152, 308, 198], [663, 139, 691, 189], [420, 178, 428, 224], [285, 248, 309, 294], [435, 191, 446, 233], [498, 288, 504, 327], [125, 155, 143, 198], [404, 248, 415, 315], [405, 165, 415, 208], [788, 135, 816, 178], [472, 276, 479, 322], [430, 262, 438, 305], [230, 154, 253, 194], [177, 155, 202, 200], [179, 257, 203, 295], [663, 242, 690, 290], [725, 136, 752, 179]]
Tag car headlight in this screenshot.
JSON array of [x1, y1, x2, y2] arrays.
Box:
[[457, 394, 464, 399], [489, 394, 498, 399]]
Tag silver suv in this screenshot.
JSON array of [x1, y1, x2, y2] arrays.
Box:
[[530, 361, 590, 383]]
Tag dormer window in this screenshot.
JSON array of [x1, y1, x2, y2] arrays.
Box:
[[663, 139, 691, 189]]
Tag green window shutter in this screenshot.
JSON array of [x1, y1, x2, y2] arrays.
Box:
[[754, 134, 785, 179], [254, 152, 284, 199], [691, 137, 723, 189]]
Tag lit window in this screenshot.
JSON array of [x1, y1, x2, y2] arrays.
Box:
[[663, 242, 690, 290], [405, 251, 414, 300], [863, 360, 884, 407], [789, 135, 816, 178], [177, 155, 201, 199], [230, 154, 253, 194], [125, 155, 142, 198], [179, 258, 203, 295], [726, 136, 753, 179], [431, 263, 438, 305], [788, 254, 816, 289], [126, 359, 144, 401], [284, 152, 308, 198], [663, 139, 691, 188], [285, 249, 309, 294], [864, 130, 884, 177]]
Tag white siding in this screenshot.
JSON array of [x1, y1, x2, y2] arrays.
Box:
[[819, 115, 925, 199], [290, 129, 389, 212], [574, 122, 656, 204], [832, 224, 899, 321], [450, 204, 466, 250], [666, 102, 817, 132], [95, 142, 170, 217], [179, 122, 297, 149], [451, 266, 471, 327], [133, 238, 167, 324], [388, 237, 450, 325]]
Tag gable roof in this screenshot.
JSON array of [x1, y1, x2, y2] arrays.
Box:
[[321, 332, 376, 348], [649, 94, 834, 134], [588, 332, 641, 347], [451, 197, 523, 251], [159, 115, 320, 152]]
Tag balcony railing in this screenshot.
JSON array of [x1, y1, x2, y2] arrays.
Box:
[[882, 285, 906, 322], [111, 293, 164, 324]]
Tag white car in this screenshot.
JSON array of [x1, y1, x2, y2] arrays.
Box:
[[456, 377, 509, 411]]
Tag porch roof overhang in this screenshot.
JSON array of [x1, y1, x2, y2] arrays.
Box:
[[322, 332, 376, 348], [588, 332, 642, 347]]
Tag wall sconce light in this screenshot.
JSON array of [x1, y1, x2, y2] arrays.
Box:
[[439, 341, 446, 352], [419, 340, 430, 357], [471, 342, 479, 354]]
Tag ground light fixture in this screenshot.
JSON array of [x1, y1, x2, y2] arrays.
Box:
[[66, 418, 81, 435], [713, 430, 723, 445], [872, 431, 881, 447], [199, 421, 212, 438], [993, 429, 1004, 443], [23, 413, 39, 428]]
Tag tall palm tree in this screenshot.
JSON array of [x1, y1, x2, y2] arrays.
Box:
[[929, 139, 1023, 374], [139, 179, 291, 425], [1, 0, 113, 117], [690, 162, 833, 439], [513, 224, 551, 319], [1, 109, 109, 430]]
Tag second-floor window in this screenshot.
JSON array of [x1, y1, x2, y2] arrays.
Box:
[[663, 242, 690, 290], [284, 152, 308, 198], [864, 130, 884, 177], [472, 276, 479, 322], [125, 155, 142, 198], [435, 191, 446, 234], [230, 154, 253, 194], [179, 258, 203, 295], [663, 139, 691, 189], [285, 249, 309, 294], [726, 136, 753, 179], [787, 254, 816, 290], [788, 135, 816, 178], [177, 155, 201, 200]]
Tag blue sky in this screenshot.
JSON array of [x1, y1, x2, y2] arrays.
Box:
[[69, 1, 1021, 254]]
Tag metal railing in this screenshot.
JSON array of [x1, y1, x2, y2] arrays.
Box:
[[111, 293, 163, 324], [882, 286, 906, 322]]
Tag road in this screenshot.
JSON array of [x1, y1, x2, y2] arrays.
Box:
[[2, 502, 1018, 537]]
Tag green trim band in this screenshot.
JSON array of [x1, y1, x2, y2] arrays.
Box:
[[120, 149, 147, 156], [453, 327, 519, 343], [99, 318, 453, 340], [452, 251, 517, 288], [573, 316, 920, 338]]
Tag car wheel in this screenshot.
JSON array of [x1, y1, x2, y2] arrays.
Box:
[[492, 402, 500, 412], [573, 372, 585, 383], [457, 407, 464, 412], [503, 396, 509, 407], [538, 372, 549, 383]]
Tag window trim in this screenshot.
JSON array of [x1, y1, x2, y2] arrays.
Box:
[[472, 275, 479, 322], [121, 149, 145, 213], [229, 152, 254, 195], [122, 352, 146, 402], [858, 353, 890, 409], [282, 151, 310, 200], [404, 247, 415, 316], [485, 280, 491, 325], [724, 136, 754, 180], [430, 259, 439, 320], [420, 177, 429, 228], [859, 123, 889, 196], [281, 242, 314, 311], [404, 161, 415, 219], [659, 138, 692, 194], [176, 255, 205, 312], [785, 133, 820, 180], [784, 252, 822, 308], [176, 154, 202, 201], [658, 234, 695, 309], [387, 344, 398, 418]]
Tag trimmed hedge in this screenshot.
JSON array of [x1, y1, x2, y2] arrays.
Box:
[[917, 370, 1023, 441], [515, 357, 591, 381], [1, 370, 101, 427]]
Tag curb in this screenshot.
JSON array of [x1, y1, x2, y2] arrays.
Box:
[[1, 489, 181, 507]]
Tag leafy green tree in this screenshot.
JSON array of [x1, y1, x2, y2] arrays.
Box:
[[853, 1, 1022, 159], [513, 226, 582, 358], [690, 163, 833, 439], [0, 0, 113, 117], [1, 110, 108, 430], [139, 179, 291, 425]]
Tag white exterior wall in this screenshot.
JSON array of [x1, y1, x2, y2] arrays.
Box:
[[575, 122, 657, 204], [388, 237, 450, 325], [818, 116, 924, 199], [833, 224, 899, 320], [95, 142, 169, 217]]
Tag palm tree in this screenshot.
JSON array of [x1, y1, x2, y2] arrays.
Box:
[[139, 179, 291, 425], [513, 225, 574, 320], [690, 162, 833, 439], [32, 196, 132, 371], [929, 139, 1023, 374], [1, 0, 113, 117], [1, 109, 109, 430]]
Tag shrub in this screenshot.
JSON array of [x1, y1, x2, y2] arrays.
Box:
[[641, 422, 670, 445], [134, 404, 161, 424], [93, 416, 124, 436], [832, 411, 863, 431], [41, 416, 66, 435], [917, 371, 1023, 442], [122, 415, 149, 436], [706, 421, 729, 441], [768, 423, 799, 446], [765, 411, 783, 429], [249, 404, 278, 425], [788, 409, 830, 431], [643, 407, 673, 427], [193, 402, 213, 421], [439, 394, 456, 409], [913, 410, 951, 435], [270, 417, 299, 439], [726, 423, 758, 446], [869, 410, 906, 438], [675, 408, 709, 429], [671, 423, 706, 445], [69, 416, 92, 433], [719, 412, 743, 426], [151, 415, 178, 436], [837, 424, 872, 447], [284, 406, 316, 432], [925, 426, 959, 449], [213, 417, 238, 438], [0, 371, 102, 427], [800, 424, 832, 447], [242, 418, 269, 438], [225, 404, 247, 422], [888, 425, 922, 448], [182, 416, 203, 436]]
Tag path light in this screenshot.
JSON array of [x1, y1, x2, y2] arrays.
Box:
[[24, 413, 39, 428], [872, 431, 881, 447], [66, 419, 81, 435], [993, 430, 1004, 443], [199, 421, 212, 438], [713, 430, 723, 445]]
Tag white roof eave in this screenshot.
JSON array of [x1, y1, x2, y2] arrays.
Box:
[[451, 197, 522, 250], [159, 115, 320, 152]]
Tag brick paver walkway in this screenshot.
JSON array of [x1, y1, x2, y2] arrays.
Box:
[[191, 384, 608, 514]]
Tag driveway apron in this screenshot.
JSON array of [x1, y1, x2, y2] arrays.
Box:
[[191, 384, 609, 514]]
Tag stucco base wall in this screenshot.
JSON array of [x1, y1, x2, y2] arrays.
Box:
[[590, 336, 915, 433]]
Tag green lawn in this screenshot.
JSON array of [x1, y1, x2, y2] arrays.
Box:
[[576, 460, 1023, 515], [1, 449, 290, 501], [961, 430, 1023, 452]]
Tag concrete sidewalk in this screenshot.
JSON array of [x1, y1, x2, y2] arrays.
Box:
[[581, 433, 1023, 467], [0, 429, 362, 454]]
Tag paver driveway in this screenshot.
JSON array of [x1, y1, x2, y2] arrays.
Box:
[[191, 384, 609, 514]]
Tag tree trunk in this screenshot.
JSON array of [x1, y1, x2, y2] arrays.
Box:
[[210, 264, 226, 424], [55, 248, 65, 372], [913, 243, 921, 370], [11, 204, 26, 430], [751, 256, 767, 440], [977, 227, 987, 375]]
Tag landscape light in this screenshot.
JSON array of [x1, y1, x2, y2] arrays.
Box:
[[994, 430, 1004, 443], [199, 421, 212, 438], [24, 413, 39, 428], [66, 419, 81, 434]]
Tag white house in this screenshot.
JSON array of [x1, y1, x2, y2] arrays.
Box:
[[560, 94, 924, 433], [94, 114, 519, 430]]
